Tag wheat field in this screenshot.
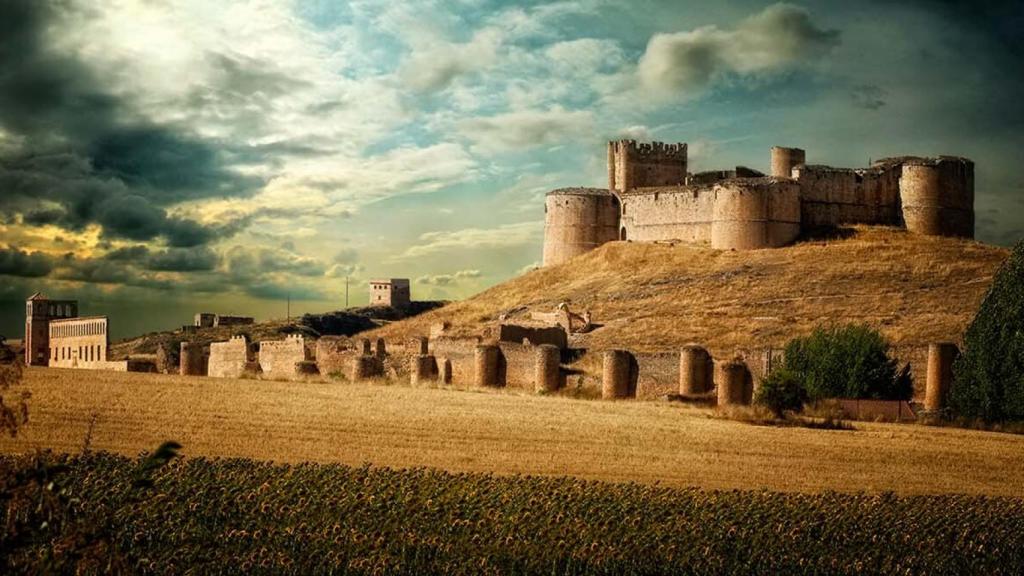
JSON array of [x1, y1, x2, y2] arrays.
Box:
[[2, 367, 1022, 497]]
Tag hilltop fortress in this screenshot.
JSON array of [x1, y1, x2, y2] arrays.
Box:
[[542, 141, 975, 265]]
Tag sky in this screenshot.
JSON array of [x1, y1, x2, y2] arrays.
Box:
[[0, 0, 1022, 339]]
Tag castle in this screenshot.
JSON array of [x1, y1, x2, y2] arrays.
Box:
[[542, 141, 975, 266]]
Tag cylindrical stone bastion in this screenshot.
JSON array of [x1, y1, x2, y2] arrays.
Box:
[[925, 343, 958, 412], [710, 178, 801, 250], [602, 350, 633, 399], [770, 146, 806, 178], [900, 157, 974, 238], [534, 344, 561, 393], [679, 345, 711, 396], [474, 344, 500, 387], [716, 361, 751, 407], [543, 188, 621, 267]]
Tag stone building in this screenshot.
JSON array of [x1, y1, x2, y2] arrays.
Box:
[[542, 140, 974, 266], [369, 278, 411, 308], [48, 316, 111, 368], [24, 293, 78, 366]]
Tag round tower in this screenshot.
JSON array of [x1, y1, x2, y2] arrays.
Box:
[[900, 157, 974, 238], [710, 178, 801, 250], [770, 146, 805, 178], [542, 188, 621, 267]]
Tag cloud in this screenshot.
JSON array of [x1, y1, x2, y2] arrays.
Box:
[[401, 28, 503, 92], [458, 108, 593, 153], [637, 3, 840, 97], [0, 246, 55, 277], [397, 221, 542, 259], [224, 245, 327, 279], [850, 84, 887, 110], [415, 269, 482, 286], [0, 0, 259, 247]]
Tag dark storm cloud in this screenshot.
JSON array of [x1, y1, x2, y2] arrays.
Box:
[[850, 84, 886, 110], [145, 247, 220, 272], [905, 0, 1024, 55], [0, 246, 55, 277], [0, 0, 261, 247]]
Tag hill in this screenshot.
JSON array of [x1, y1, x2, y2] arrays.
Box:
[[109, 302, 445, 360], [366, 226, 1009, 357]]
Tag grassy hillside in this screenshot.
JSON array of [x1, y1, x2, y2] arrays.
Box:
[[367, 227, 1008, 356]]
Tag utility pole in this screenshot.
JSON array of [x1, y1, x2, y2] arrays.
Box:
[[287, 294, 290, 321], [345, 276, 350, 309]]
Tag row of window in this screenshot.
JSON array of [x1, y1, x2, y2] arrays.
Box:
[[50, 321, 105, 338], [51, 344, 105, 363]]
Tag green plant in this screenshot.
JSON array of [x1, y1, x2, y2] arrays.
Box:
[[951, 239, 1024, 422], [783, 324, 912, 401], [755, 368, 808, 418]]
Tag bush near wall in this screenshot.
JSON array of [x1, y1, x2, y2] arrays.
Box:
[[782, 325, 912, 401], [951, 240, 1024, 422], [2, 453, 1023, 575]]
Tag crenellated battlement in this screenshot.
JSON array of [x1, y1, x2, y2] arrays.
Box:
[[608, 139, 688, 191]]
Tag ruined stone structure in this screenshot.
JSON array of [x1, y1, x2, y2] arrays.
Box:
[[259, 335, 311, 380], [24, 293, 78, 366], [208, 335, 251, 379], [542, 140, 975, 266], [194, 313, 216, 328], [194, 313, 254, 327], [369, 278, 411, 308], [924, 342, 958, 412], [180, 342, 209, 376]]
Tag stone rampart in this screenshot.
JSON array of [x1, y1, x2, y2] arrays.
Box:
[[259, 335, 310, 380], [900, 157, 974, 238], [208, 335, 251, 379], [315, 337, 358, 377], [498, 324, 567, 348], [710, 178, 802, 250], [619, 186, 715, 244], [608, 140, 688, 191]]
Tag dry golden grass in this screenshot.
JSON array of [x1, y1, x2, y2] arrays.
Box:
[[368, 226, 1008, 356], [3, 367, 1023, 496]]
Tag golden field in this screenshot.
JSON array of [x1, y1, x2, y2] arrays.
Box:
[[3, 366, 1023, 497]]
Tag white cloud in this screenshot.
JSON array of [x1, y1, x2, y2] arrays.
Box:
[[458, 107, 594, 153], [637, 3, 839, 97], [396, 221, 543, 259], [400, 28, 504, 92], [415, 269, 483, 285]]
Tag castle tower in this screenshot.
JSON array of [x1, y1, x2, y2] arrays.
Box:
[[899, 157, 974, 238], [24, 293, 78, 366], [543, 188, 621, 267], [607, 140, 688, 192], [770, 146, 806, 178]]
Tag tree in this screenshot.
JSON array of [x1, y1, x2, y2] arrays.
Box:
[[950, 240, 1024, 422]]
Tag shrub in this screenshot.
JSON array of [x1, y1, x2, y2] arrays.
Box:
[[755, 367, 808, 418], [783, 324, 912, 401], [951, 240, 1024, 422]]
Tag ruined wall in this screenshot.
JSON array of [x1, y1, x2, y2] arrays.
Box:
[[634, 352, 681, 399], [619, 187, 715, 243], [496, 342, 538, 389], [259, 335, 310, 380], [900, 157, 974, 238], [542, 188, 621, 266], [48, 316, 109, 368], [315, 337, 358, 377], [429, 337, 480, 386], [208, 335, 251, 379], [608, 140, 687, 191], [214, 315, 254, 327], [794, 164, 902, 229], [710, 178, 802, 250], [498, 324, 567, 348]]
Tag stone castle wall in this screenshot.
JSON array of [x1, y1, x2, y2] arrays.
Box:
[[794, 164, 902, 229], [619, 187, 715, 243], [259, 335, 310, 380], [209, 336, 251, 379]]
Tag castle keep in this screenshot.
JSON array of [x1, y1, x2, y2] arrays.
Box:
[[542, 141, 975, 266]]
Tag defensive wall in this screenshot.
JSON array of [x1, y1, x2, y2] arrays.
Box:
[[259, 335, 312, 380], [543, 140, 975, 266], [208, 335, 252, 379]]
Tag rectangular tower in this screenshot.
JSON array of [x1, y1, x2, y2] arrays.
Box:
[[607, 140, 688, 192], [24, 293, 79, 366], [369, 279, 411, 308]]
